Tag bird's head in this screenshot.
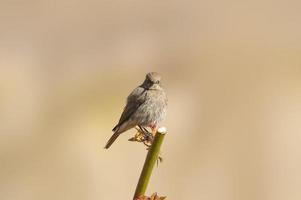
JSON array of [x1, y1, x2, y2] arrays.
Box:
[[141, 72, 162, 89]]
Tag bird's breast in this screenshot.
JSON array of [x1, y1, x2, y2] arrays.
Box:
[[135, 89, 167, 126]]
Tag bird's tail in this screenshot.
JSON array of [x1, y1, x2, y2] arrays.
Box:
[[104, 132, 121, 149]]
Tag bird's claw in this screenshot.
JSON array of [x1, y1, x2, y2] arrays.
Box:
[[128, 126, 154, 147]]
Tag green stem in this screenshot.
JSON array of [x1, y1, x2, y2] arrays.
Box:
[[133, 129, 166, 199]]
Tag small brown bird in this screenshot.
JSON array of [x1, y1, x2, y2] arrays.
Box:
[[104, 72, 167, 149]]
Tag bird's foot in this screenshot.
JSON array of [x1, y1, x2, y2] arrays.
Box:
[[149, 123, 157, 137], [128, 126, 154, 147]]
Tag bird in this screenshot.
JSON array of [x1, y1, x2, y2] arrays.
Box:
[[104, 72, 167, 149]]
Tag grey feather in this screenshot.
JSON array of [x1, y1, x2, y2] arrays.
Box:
[[105, 72, 167, 148]]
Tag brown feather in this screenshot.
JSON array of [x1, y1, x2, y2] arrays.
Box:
[[104, 132, 121, 149]]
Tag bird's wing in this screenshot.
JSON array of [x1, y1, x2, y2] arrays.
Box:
[[112, 86, 147, 132]]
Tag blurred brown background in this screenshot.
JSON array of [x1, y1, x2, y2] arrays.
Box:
[[1, 1, 301, 200]]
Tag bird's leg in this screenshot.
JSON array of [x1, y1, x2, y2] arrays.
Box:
[[138, 125, 149, 135], [129, 126, 153, 147], [141, 126, 154, 143], [138, 125, 154, 147], [149, 123, 157, 137]]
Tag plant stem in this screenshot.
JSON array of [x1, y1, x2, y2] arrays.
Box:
[[133, 128, 167, 199]]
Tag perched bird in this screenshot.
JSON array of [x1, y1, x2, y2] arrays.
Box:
[[104, 72, 167, 149]]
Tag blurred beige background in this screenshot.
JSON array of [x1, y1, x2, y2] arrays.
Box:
[[1, 0, 301, 200]]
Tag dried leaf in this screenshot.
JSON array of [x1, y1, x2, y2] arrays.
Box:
[[134, 196, 148, 200], [128, 127, 153, 146], [134, 193, 166, 200]]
